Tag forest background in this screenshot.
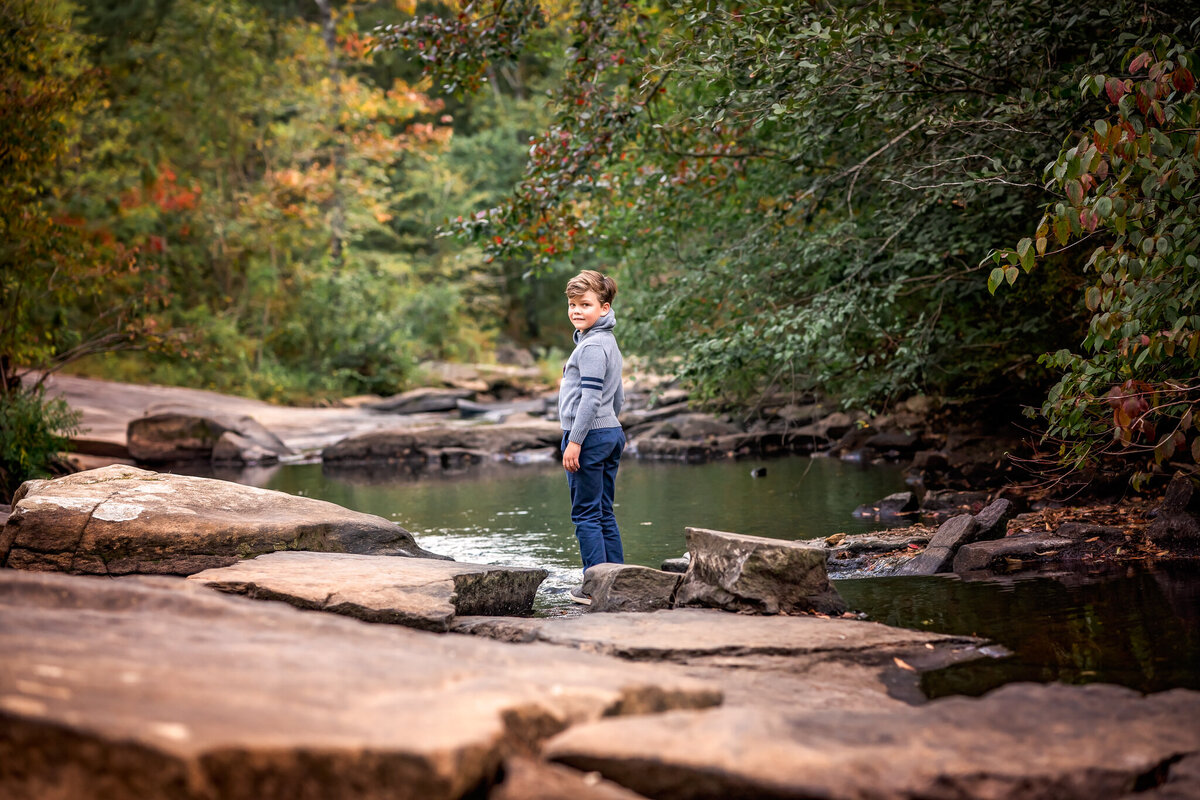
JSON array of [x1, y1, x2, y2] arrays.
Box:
[[3, 0, 1199, 497]]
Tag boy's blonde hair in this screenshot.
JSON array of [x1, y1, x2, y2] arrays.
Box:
[[565, 270, 617, 305]]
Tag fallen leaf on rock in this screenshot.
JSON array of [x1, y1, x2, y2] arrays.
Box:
[[1035, 550, 1060, 556], [907, 543, 921, 550], [924, 643, 935, 650], [893, 657, 916, 672], [1085, 537, 1099, 542]]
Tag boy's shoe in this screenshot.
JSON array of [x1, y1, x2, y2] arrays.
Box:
[[568, 586, 591, 606]]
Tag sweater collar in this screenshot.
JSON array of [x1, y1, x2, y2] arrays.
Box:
[[574, 309, 617, 344]]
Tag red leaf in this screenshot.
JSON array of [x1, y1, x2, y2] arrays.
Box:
[[1130, 51, 1153, 73], [1173, 68, 1196, 93], [1105, 78, 1126, 104]]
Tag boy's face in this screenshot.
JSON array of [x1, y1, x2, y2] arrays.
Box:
[[567, 290, 610, 333]]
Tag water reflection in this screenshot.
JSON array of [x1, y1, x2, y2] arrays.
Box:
[[835, 565, 1200, 697]]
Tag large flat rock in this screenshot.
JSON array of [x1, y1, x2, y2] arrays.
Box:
[[322, 422, 563, 467], [454, 608, 981, 661], [0, 465, 444, 575], [544, 682, 1200, 800], [455, 609, 987, 710], [189, 551, 547, 631], [0, 571, 722, 800]]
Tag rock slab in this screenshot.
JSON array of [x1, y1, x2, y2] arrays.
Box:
[[189, 551, 547, 631], [0, 465, 444, 575], [674, 527, 847, 615], [544, 682, 1200, 800], [582, 564, 681, 613], [0, 571, 722, 800]]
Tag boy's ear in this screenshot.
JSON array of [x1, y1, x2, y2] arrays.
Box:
[[600, 303, 611, 315]]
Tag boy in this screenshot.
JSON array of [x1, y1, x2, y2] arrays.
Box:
[[558, 270, 625, 605]]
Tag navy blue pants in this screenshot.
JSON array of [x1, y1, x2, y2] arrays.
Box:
[[563, 427, 625, 570]]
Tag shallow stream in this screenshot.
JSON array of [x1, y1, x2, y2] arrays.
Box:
[[234, 456, 1198, 698]]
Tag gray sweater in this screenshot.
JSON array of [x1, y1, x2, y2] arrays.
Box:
[[559, 310, 624, 444]]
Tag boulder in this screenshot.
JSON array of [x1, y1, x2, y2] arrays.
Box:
[[582, 564, 681, 613], [921, 489, 990, 512], [0, 465, 443, 575], [673, 527, 847, 615], [1148, 473, 1200, 545], [0, 570, 722, 800], [972, 498, 1015, 540], [863, 431, 920, 452], [891, 514, 978, 575], [1122, 753, 1200, 800], [910, 450, 950, 471], [852, 491, 918, 522], [127, 412, 294, 464], [630, 438, 717, 463], [322, 422, 564, 467], [368, 387, 476, 414], [542, 682, 1200, 800], [952, 534, 1075, 573], [660, 414, 742, 440], [211, 431, 280, 465], [189, 551, 547, 632]]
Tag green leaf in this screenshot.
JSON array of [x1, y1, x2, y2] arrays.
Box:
[[988, 267, 1005, 295]]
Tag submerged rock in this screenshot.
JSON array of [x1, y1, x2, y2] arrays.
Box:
[[674, 527, 847, 615], [0, 570, 721, 800], [189, 551, 547, 631], [543, 682, 1200, 800], [582, 564, 681, 613], [0, 465, 443, 575]]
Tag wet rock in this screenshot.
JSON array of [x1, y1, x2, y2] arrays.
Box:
[[673, 527, 847, 615], [952, 533, 1077, 573], [0, 570, 721, 800], [582, 564, 681, 613], [1148, 473, 1200, 545], [127, 412, 294, 464], [0, 465, 443, 575], [852, 491, 918, 522], [1056, 522, 1125, 541], [489, 757, 650, 800], [369, 387, 476, 414], [543, 682, 1200, 800], [660, 556, 690, 574], [189, 551, 547, 632], [891, 514, 978, 575]]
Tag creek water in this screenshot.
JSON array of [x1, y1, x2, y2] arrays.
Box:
[[247, 455, 1198, 699]]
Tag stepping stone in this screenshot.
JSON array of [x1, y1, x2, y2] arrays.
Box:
[[190, 551, 548, 631]]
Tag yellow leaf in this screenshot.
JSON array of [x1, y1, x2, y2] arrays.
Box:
[[893, 657, 916, 672]]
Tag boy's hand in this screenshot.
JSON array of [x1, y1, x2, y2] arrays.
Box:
[[563, 441, 582, 472]]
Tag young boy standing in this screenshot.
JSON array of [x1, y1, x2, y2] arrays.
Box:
[[559, 270, 625, 605]]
